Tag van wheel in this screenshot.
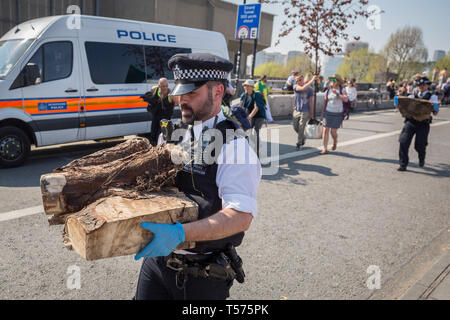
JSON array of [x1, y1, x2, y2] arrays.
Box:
[[0, 126, 31, 168]]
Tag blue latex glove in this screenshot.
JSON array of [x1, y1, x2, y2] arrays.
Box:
[[134, 222, 185, 260], [393, 95, 399, 107]]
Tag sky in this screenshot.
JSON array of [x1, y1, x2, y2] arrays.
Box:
[[223, 0, 450, 59]]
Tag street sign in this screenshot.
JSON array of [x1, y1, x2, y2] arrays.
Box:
[[235, 3, 261, 40]]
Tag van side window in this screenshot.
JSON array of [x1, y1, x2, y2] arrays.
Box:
[[10, 41, 73, 89], [144, 46, 191, 80], [85, 42, 146, 84]]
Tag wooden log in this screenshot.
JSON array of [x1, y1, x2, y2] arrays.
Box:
[[397, 97, 434, 122], [55, 137, 151, 171], [63, 191, 198, 260], [40, 139, 187, 215]]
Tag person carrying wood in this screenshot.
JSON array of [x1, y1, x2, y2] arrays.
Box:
[[396, 77, 439, 171], [134, 53, 262, 300]]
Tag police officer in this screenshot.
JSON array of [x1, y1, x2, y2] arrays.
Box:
[[134, 53, 261, 300], [397, 77, 439, 171]]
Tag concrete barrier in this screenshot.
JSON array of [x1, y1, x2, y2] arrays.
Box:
[[231, 94, 395, 120]]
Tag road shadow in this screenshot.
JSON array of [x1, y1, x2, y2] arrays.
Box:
[[262, 146, 338, 184], [0, 140, 124, 188], [332, 152, 450, 178]]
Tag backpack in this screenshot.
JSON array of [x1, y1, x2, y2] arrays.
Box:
[[241, 91, 267, 119]]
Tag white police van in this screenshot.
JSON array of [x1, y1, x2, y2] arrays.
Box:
[[0, 15, 230, 167]]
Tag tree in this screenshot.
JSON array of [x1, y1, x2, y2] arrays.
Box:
[[336, 48, 376, 82], [365, 53, 388, 83], [285, 55, 315, 76], [266, 0, 372, 117], [254, 61, 286, 78], [433, 52, 450, 73], [383, 26, 428, 80]]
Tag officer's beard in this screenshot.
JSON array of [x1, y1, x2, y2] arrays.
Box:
[[180, 88, 214, 125]]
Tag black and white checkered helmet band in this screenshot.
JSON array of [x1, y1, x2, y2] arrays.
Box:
[[173, 65, 229, 81]]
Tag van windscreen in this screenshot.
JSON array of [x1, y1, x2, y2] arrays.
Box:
[[0, 39, 34, 79]]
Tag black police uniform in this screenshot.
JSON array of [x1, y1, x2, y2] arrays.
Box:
[[141, 87, 175, 146], [135, 53, 248, 300], [398, 82, 435, 169]]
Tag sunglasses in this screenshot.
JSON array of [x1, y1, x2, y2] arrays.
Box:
[[329, 78, 337, 82]]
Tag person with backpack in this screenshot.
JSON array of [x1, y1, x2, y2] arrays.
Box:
[[320, 74, 348, 155], [254, 75, 274, 123], [240, 79, 266, 156]]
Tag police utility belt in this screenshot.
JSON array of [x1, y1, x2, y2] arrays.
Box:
[[164, 244, 245, 284]]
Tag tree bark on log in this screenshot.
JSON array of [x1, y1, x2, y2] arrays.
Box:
[[40, 141, 186, 215]]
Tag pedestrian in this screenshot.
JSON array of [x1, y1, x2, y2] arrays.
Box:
[[397, 77, 439, 171], [443, 78, 450, 105], [431, 67, 439, 83], [318, 76, 324, 92], [407, 81, 414, 96], [134, 53, 261, 300], [254, 75, 274, 123], [284, 70, 298, 91], [386, 78, 396, 100], [343, 80, 357, 120], [292, 73, 317, 150], [141, 78, 175, 146], [240, 79, 266, 156], [320, 74, 348, 155], [438, 68, 447, 91]]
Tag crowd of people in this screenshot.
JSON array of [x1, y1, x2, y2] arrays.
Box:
[[142, 68, 446, 166], [388, 68, 449, 105]]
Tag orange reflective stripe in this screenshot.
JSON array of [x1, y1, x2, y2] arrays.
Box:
[[0, 96, 147, 114], [0, 100, 23, 108]]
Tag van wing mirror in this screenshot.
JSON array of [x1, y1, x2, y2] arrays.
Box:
[[23, 63, 41, 86], [9, 63, 42, 90]]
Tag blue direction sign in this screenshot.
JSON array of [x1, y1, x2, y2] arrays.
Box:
[[235, 3, 262, 40]]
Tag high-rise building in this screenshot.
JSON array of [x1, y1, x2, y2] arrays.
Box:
[[432, 50, 446, 62], [322, 54, 345, 79], [255, 50, 286, 66]]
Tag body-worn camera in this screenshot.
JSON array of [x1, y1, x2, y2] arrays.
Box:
[[160, 119, 185, 144]]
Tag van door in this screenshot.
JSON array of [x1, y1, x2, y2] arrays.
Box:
[[80, 40, 149, 140], [19, 38, 83, 146]]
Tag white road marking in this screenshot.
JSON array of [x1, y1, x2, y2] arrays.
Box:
[[0, 205, 44, 222], [1, 119, 449, 223]]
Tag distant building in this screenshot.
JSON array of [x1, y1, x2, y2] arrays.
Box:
[[287, 50, 305, 62], [432, 50, 446, 62], [344, 41, 369, 55], [322, 54, 345, 79], [255, 50, 286, 66]]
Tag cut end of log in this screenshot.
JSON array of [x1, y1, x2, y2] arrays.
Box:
[[40, 173, 67, 215], [64, 194, 198, 260]]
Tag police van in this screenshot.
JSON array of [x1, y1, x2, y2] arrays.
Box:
[[0, 15, 230, 167]]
